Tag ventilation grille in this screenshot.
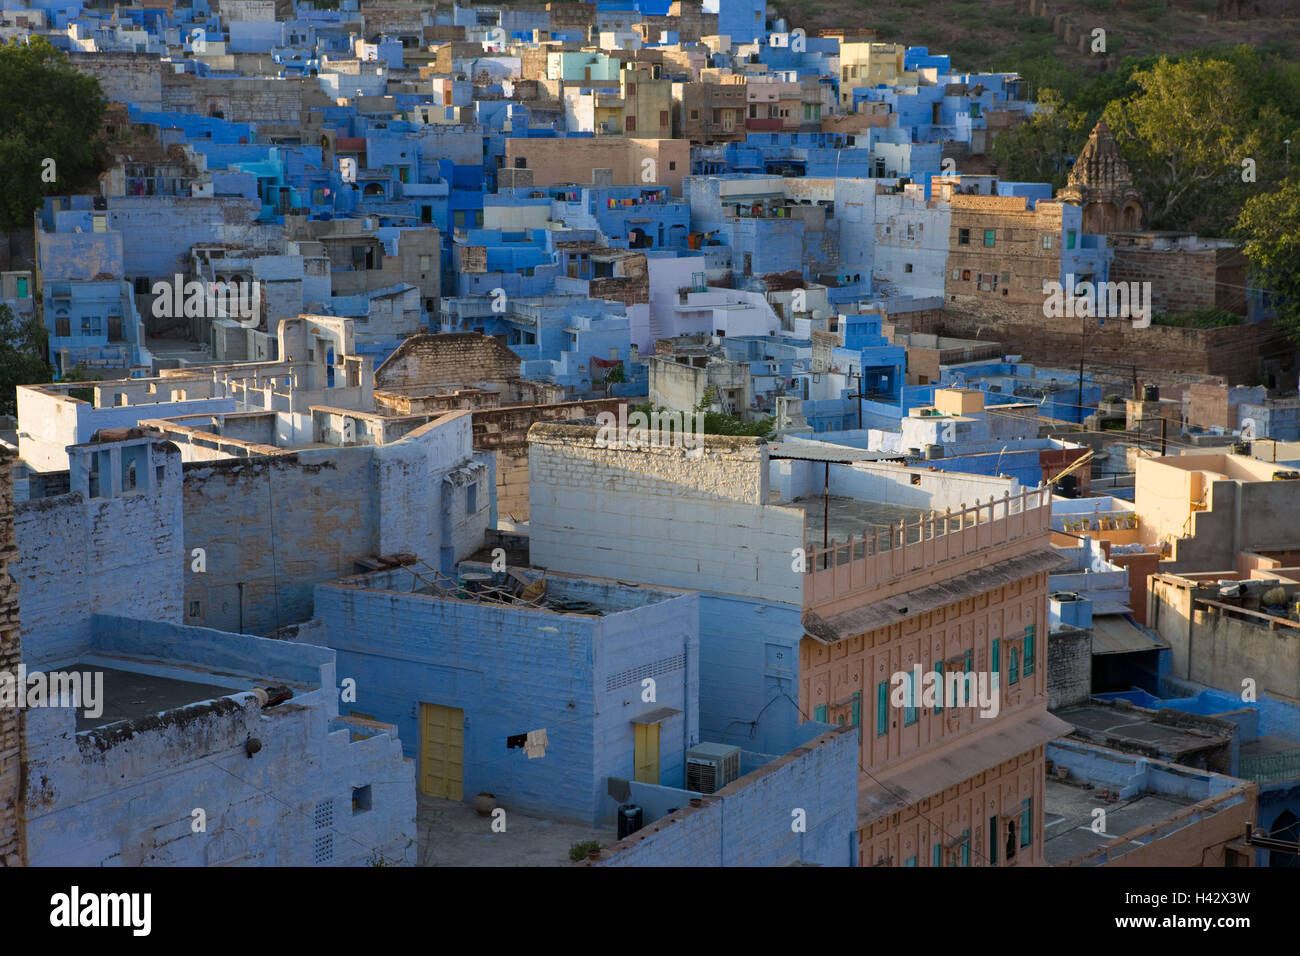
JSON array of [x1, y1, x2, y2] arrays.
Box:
[[313, 833, 334, 865], [606, 653, 686, 692], [686, 761, 716, 794], [313, 799, 334, 830]]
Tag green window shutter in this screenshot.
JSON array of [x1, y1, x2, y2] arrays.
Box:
[[814, 705, 828, 723], [989, 816, 998, 865], [1023, 625, 1035, 675], [904, 855, 917, 867], [933, 843, 941, 867], [983, 229, 995, 246], [961, 830, 970, 867], [991, 638, 1000, 676], [965, 651, 973, 674], [934, 660, 944, 713], [1009, 646, 1019, 685], [1021, 798, 1032, 847], [876, 681, 889, 737], [903, 671, 918, 725], [851, 691, 861, 731]]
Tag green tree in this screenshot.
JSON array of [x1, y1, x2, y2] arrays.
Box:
[[0, 303, 54, 416], [1234, 176, 1300, 347], [631, 392, 776, 439], [1102, 56, 1287, 232], [990, 90, 1090, 191], [0, 37, 106, 231]]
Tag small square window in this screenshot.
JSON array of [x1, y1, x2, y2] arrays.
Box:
[[1042, 235, 1052, 249], [958, 228, 970, 245], [983, 229, 996, 247], [668, 161, 676, 170], [353, 785, 373, 814], [904, 263, 913, 273], [188, 600, 201, 617]]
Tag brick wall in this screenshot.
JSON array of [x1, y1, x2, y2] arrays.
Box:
[[526, 423, 804, 605], [901, 309, 1294, 385], [475, 398, 625, 522], [1047, 627, 1092, 709], [161, 73, 332, 125], [375, 333, 522, 389], [944, 196, 1065, 311], [68, 52, 163, 109], [0, 452, 23, 865], [1110, 245, 1247, 316]]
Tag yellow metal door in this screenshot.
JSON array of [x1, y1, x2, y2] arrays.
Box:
[[633, 722, 660, 784], [420, 703, 464, 799]]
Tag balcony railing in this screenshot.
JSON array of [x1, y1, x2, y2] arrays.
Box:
[[803, 487, 1052, 608]]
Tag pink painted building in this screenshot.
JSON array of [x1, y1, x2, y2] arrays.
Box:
[[799, 485, 1071, 866]]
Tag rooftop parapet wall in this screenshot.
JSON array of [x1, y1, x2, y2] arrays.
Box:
[[22, 615, 414, 866], [803, 487, 1053, 615], [14, 443, 185, 668], [527, 422, 769, 504], [590, 726, 859, 867]]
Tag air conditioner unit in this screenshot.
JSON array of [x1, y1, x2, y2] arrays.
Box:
[[685, 743, 741, 794]]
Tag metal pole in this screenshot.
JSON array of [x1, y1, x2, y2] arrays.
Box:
[[1077, 355, 1084, 429], [823, 461, 830, 569], [1160, 416, 1166, 456]]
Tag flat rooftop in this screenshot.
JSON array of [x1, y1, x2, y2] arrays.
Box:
[[785, 495, 928, 547], [332, 560, 688, 617], [145, 337, 224, 368], [68, 661, 249, 732], [1056, 703, 1230, 758], [1241, 734, 1300, 760], [416, 794, 615, 867], [1043, 778, 1196, 866]]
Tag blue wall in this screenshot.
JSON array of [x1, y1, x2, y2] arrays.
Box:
[[313, 572, 699, 824], [698, 594, 803, 754], [596, 726, 860, 867]]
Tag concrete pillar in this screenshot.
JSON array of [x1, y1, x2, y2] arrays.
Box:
[[108, 447, 123, 497]]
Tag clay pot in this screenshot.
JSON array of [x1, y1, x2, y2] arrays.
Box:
[[473, 792, 497, 816], [587, 849, 600, 860]]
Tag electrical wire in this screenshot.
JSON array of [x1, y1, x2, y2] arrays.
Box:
[[731, 689, 1010, 867]]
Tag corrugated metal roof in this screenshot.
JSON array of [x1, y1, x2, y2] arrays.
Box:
[[1090, 614, 1166, 656], [859, 710, 1074, 825], [768, 442, 905, 463], [804, 549, 1066, 644], [1091, 600, 1133, 616]]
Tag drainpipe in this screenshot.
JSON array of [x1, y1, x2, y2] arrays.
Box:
[[822, 462, 830, 569], [1232, 482, 1242, 566], [683, 628, 691, 760]]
